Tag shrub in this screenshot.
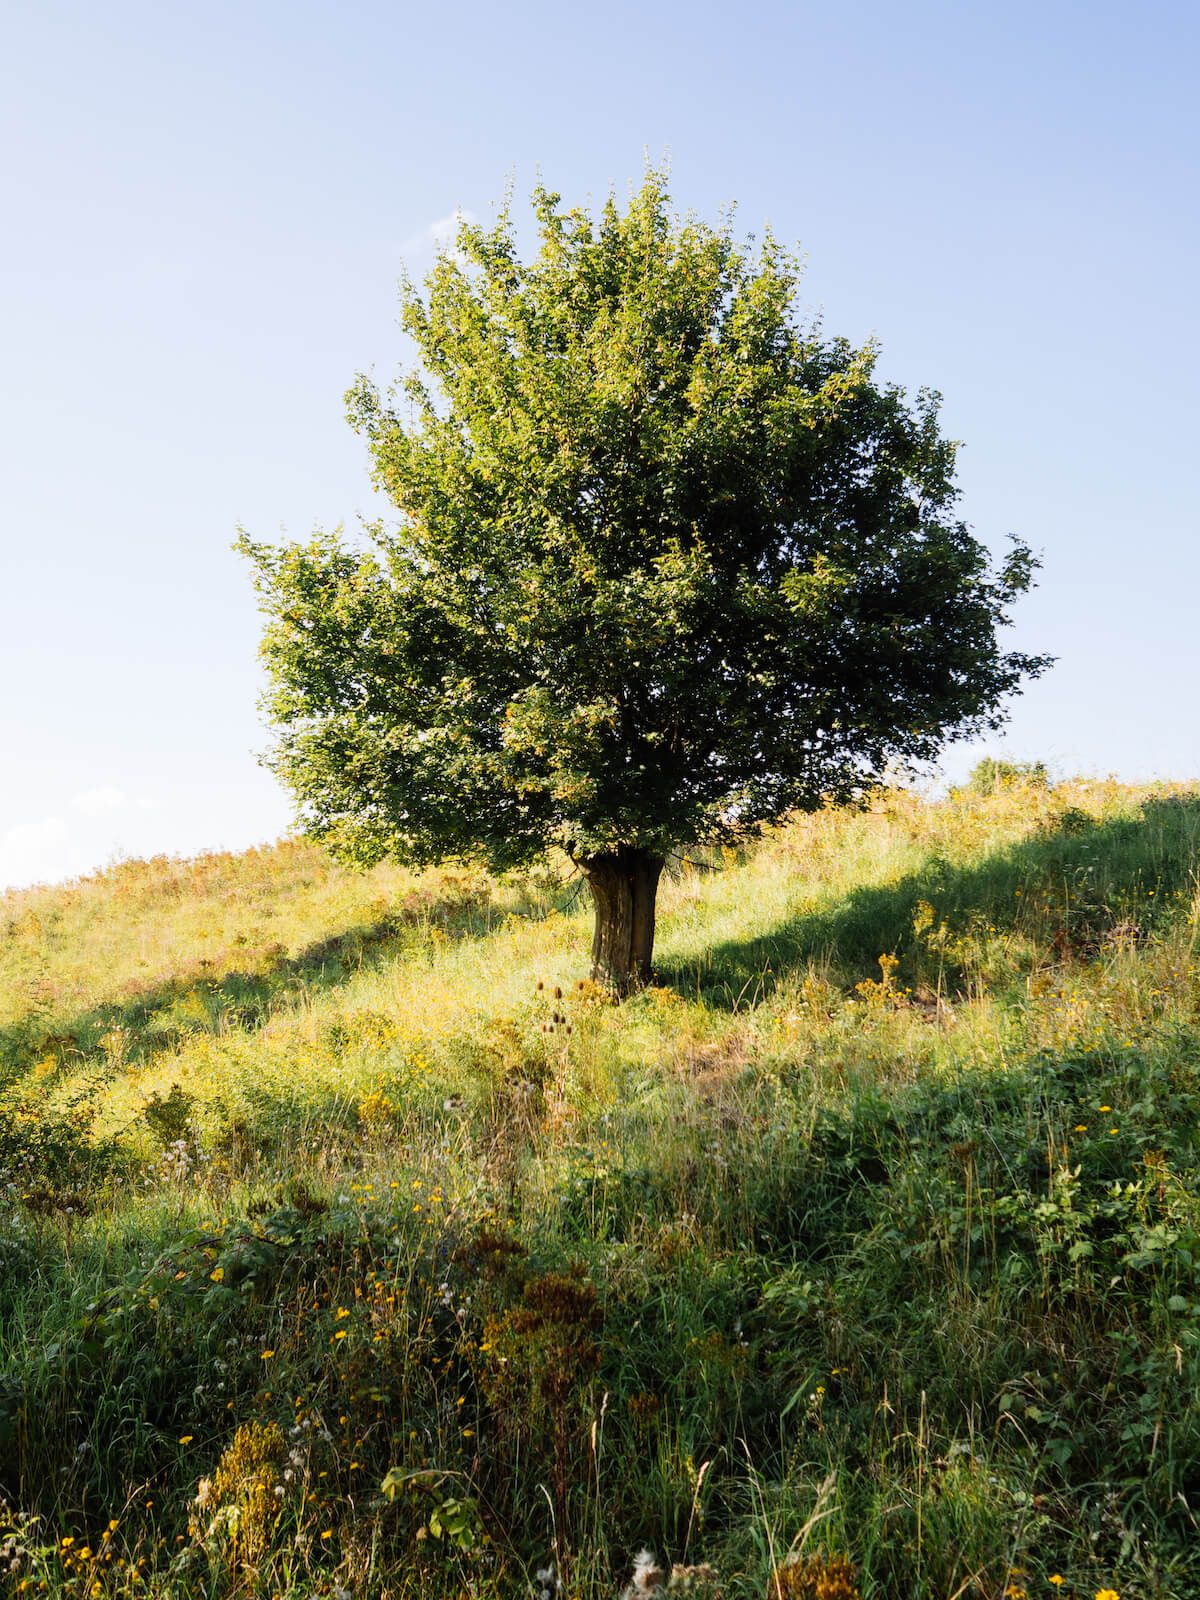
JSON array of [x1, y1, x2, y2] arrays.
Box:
[[966, 756, 1050, 794]]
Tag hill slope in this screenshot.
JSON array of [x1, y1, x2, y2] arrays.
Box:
[[3, 779, 1200, 1598]]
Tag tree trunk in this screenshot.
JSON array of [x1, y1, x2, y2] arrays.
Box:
[[582, 847, 664, 996]]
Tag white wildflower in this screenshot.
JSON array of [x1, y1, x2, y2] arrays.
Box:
[[535, 1563, 562, 1600], [620, 1549, 666, 1598]]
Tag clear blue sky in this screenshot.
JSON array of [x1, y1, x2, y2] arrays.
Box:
[[3, 0, 1197, 888]]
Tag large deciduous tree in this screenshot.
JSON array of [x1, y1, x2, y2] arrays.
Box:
[[241, 172, 1048, 993]]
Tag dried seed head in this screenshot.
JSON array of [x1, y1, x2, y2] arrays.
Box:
[[553, 986, 562, 999]]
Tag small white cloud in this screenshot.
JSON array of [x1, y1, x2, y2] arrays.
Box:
[[1, 791, 152, 889], [401, 208, 476, 260], [427, 209, 473, 245], [71, 785, 128, 816], [0, 816, 71, 889]]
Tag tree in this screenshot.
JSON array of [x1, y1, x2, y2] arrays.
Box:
[[240, 171, 1048, 994]]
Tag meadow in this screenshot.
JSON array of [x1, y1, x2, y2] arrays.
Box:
[[3, 772, 1200, 1599]]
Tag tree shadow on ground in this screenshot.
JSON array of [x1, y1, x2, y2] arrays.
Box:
[[660, 795, 1200, 1010], [0, 885, 500, 1084]]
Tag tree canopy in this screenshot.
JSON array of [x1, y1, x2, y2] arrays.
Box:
[[241, 171, 1048, 990]]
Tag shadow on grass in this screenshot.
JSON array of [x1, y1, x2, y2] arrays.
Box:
[[660, 795, 1200, 1009], [0, 885, 500, 1084]]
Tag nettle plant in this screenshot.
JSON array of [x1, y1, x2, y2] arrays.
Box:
[[242, 171, 1046, 993]]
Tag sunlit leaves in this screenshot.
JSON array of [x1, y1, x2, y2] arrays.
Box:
[[242, 170, 1047, 873]]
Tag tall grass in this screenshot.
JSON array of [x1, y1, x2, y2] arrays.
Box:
[[3, 778, 1200, 1597]]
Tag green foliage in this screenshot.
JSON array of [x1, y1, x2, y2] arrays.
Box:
[[141, 1084, 196, 1148], [241, 171, 1047, 879], [381, 1470, 482, 1551], [966, 755, 1051, 794]]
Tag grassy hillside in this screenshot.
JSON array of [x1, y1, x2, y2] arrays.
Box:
[[3, 778, 1200, 1598]]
